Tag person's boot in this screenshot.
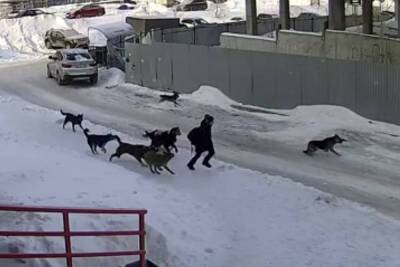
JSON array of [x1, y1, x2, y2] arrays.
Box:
[[202, 161, 212, 168]]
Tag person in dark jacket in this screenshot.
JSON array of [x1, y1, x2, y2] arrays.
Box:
[[187, 114, 215, 170]]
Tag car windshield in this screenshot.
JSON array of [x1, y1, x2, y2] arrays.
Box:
[[65, 53, 90, 61], [63, 30, 79, 37]]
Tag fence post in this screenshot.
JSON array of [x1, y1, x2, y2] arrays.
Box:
[[311, 17, 314, 32], [63, 212, 73, 267], [139, 212, 146, 267]]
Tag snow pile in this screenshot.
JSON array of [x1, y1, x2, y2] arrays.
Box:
[[98, 67, 126, 88], [0, 49, 36, 63], [1, 91, 400, 266], [183, 85, 235, 108]]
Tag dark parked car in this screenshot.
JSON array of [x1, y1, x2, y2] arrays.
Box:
[[296, 12, 320, 21], [45, 29, 89, 49], [230, 17, 244, 22], [66, 4, 105, 19], [117, 4, 135, 10], [257, 13, 274, 20], [8, 9, 49, 19], [176, 0, 207, 11]]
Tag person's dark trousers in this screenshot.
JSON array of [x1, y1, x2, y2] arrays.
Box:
[[202, 146, 215, 166], [187, 147, 215, 170]]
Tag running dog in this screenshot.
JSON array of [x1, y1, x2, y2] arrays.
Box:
[[60, 110, 83, 132], [83, 128, 118, 154], [159, 91, 180, 106], [303, 134, 347, 156], [143, 148, 175, 175], [109, 136, 151, 166], [143, 127, 181, 153]]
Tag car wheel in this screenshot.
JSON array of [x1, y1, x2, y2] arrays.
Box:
[[57, 73, 65, 85], [47, 66, 52, 78], [90, 74, 98, 85], [45, 40, 52, 49]]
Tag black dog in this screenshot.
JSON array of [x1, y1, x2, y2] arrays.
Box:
[[187, 114, 215, 170], [303, 134, 347, 156], [159, 91, 180, 106], [60, 110, 83, 132], [109, 136, 151, 166], [143, 127, 181, 153], [83, 128, 118, 154]]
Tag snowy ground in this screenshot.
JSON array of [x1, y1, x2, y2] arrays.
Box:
[[1, 86, 400, 267], [0, 1, 400, 266]]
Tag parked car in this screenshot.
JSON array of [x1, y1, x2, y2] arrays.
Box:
[[47, 49, 98, 85], [117, 4, 135, 10], [180, 17, 210, 28], [257, 13, 275, 20], [175, 0, 207, 11], [296, 12, 320, 20], [66, 4, 105, 19], [44, 29, 89, 49], [8, 9, 49, 19], [230, 17, 244, 22]]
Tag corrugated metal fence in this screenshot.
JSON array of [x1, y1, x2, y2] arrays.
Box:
[[126, 42, 400, 125]]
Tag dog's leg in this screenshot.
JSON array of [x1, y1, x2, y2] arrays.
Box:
[[149, 165, 155, 174], [330, 148, 341, 156], [91, 145, 98, 154], [109, 153, 119, 161], [154, 166, 161, 175], [173, 144, 178, 153], [62, 119, 68, 129], [72, 124, 76, 132], [101, 146, 106, 153], [164, 166, 175, 175]]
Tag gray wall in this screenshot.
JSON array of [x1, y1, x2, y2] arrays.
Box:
[[221, 30, 400, 65], [126, 42, 400, 125]]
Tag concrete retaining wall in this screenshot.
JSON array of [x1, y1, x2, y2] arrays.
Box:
[[220, 30, 400, 64]]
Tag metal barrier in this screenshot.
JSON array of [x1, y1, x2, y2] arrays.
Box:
[[0, 205, 147, 267]]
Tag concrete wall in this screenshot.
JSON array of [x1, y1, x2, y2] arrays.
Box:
[[126, 42, 400, 125], [277, 31, 324, 57], [220, 30, 400, 65]]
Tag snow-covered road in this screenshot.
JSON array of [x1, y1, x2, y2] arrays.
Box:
[[1, 60, 399, 220]]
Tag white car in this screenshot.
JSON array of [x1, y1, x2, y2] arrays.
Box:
[[47, 49, 98, 85], [180, 18, 210, 28]]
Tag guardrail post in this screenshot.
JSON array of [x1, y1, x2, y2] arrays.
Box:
[[139, 212, 146, 267], [63, 212, 73, 267]]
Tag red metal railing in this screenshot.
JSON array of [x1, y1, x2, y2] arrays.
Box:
[[0, 205, 147, 267]]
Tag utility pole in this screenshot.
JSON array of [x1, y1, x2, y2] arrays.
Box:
[[246, 0, 258, 35], [280, 0, 290, 30], [328, 0, 346, 30], [362, 0, 373, 34]]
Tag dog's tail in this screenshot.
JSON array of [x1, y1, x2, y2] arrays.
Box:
[[83, 128, 90, 137], [60, 109, 66, 116]]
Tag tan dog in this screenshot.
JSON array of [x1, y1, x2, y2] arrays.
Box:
[[143, 149, 175, 175]]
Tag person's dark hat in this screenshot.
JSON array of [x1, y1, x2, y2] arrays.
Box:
[[204, 114, 214, 121]]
